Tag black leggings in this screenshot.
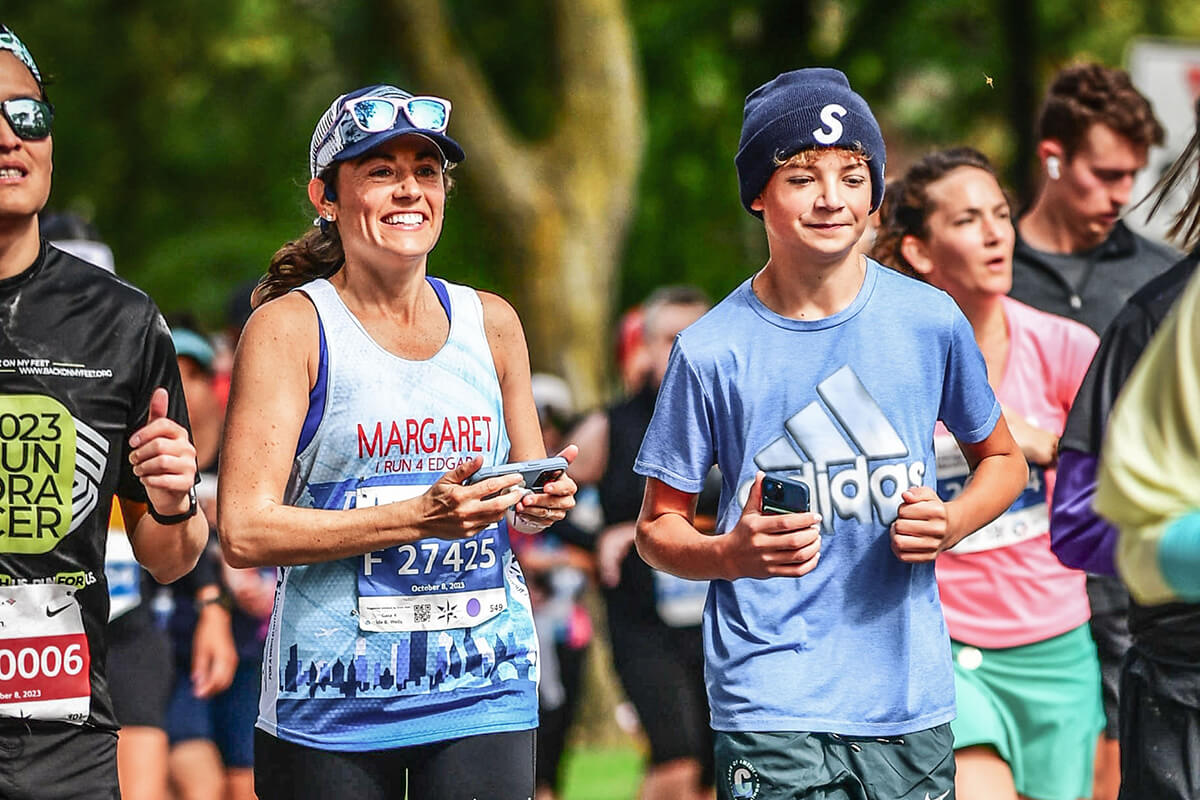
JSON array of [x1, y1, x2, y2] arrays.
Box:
[[254, 728, 535, 800]]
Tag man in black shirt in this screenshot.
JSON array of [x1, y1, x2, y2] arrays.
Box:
[[0, 23, 207, 799], [1010, 62, 1177, 800], [569, 286, 713, 800]]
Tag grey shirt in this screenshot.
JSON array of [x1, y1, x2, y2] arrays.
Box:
[[1010, 220, 1179, 335]]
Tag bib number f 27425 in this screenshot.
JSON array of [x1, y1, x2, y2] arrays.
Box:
[[354, 483, 508, 632]]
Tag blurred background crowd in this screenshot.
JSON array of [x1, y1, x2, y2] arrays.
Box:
[[8, 2, 1200, 799]]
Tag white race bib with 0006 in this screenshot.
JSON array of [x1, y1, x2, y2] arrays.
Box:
[[0, 582, 91, 724]]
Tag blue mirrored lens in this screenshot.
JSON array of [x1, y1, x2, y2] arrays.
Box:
[[351, 99, 399, 133], [405, 99, 448, 131], [1, 98, 52, 140]]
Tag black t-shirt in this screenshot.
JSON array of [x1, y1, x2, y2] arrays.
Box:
[[0, 242, 190, 730], [598, 385, 661, 627], [1059, 251, 1200, 661]]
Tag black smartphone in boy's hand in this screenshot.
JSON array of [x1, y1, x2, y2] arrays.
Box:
[[760, 473, 811, 515]]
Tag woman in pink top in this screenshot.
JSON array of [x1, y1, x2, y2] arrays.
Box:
[[873, 148, 1103, 800]]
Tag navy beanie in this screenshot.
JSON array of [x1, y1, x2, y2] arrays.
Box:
[[735, 68, 886, 217]]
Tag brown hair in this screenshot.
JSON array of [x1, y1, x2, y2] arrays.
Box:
[[871, 147, 1004, 276], [1143, 96, 1200, 254], [254, 164, 457, 307], [254, 225, 345, 307], [1036, 63, 1164, 158]]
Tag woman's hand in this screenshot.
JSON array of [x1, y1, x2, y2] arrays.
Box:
[[511, 445, 580, 534], [1001, 405, 1059, 467], [418, 456, 527, 539]]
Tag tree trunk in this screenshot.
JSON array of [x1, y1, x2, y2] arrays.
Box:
[[388, 0, 645, 408]]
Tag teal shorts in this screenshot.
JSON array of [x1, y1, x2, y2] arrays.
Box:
[[951, 623, 1105, 800], [715, 724, 954, 800]]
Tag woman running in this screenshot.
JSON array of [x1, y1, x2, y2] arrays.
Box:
[[873, 148, 1104, 800], [218, 83, 577, 800]]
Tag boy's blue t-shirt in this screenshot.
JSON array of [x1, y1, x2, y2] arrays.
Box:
[[634, 259, 1001, 736]]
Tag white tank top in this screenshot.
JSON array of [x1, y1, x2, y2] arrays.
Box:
[[257, 277, 538, 751]]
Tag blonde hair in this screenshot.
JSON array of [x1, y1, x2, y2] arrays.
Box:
[[773, 143, 870, 169]]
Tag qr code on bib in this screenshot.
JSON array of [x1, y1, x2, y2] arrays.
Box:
[[414, 604, 431, 624]]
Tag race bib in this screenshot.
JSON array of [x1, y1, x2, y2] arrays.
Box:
[[654, 570, 708, 627], [105, 529, 140, 622], [0, 583, 91, 724], [936, 435, 1048, 554], [354, 483, 508, 632]]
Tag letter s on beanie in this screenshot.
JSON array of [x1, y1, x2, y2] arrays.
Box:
[[735, 68, 886, 218]]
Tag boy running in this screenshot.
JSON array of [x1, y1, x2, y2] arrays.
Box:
[[633, 68, 1028, 800]]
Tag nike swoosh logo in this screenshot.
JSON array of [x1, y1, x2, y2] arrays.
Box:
[[46, 603, 72, 617], [925, 790, 951, 800]]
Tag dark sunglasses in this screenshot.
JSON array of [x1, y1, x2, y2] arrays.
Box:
[[1, 97, 54, 141]]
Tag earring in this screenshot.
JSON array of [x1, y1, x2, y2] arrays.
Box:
[[321, 212, 335, 222], [1047, 156, 1061, 180]]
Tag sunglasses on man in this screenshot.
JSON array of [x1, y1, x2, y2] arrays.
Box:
[[1, 97, 53, 140]]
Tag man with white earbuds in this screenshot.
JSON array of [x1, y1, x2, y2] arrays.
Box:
[[1012, 63, 1177, 332], [1010, 62, 1178, 800]]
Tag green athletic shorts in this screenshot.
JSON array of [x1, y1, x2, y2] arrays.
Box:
[[715, 724, 955, 800], [951, 623, 1105, 800]]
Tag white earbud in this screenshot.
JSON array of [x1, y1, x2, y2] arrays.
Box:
[[1047, 156, 1061, 180]]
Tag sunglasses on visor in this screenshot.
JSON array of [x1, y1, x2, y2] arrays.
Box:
[[1, 97, 53, 141], [343, 95, 451, 135]]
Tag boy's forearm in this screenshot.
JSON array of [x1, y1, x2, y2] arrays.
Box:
[[636, 512, 728, 581], [944, 451, 1029, 549]]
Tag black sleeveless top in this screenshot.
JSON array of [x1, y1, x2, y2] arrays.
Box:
[[598, 385, 663, 626]]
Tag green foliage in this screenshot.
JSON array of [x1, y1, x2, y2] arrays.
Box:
[[7, 0, 1200, 331], [559, 747, 643, 800]]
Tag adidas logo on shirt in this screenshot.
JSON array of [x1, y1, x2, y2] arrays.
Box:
[[744, 365, 926, 531]]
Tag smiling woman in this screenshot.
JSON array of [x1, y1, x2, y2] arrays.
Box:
[[218, 83, 578, 800]]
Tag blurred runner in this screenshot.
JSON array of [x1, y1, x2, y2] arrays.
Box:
[[569, 286, 714, 800], [511, 374, 595, 800], [162, 324, 251, 800], [1056, 96, 1200, 800]]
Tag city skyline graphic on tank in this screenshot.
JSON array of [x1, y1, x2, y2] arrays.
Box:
[[270, 552, 537, 736], [745, 365, 928, 532]]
